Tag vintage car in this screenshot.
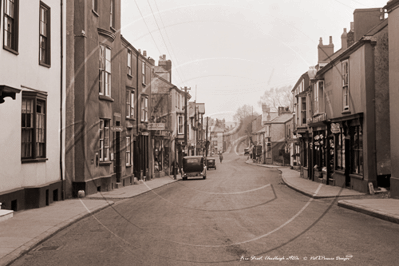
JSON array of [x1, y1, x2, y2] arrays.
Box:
[[206, 158, 216, 170], [182, 156, 207, 180]]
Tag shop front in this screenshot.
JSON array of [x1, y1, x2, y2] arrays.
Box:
[[330, 113, 364, 189], [309, 116, 333, 185]]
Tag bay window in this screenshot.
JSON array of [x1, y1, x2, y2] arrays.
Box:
[[21, 91, 46, 161]]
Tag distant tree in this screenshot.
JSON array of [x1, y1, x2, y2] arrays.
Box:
[[233, 104, 259, 140], [258, 85, 293, 111]]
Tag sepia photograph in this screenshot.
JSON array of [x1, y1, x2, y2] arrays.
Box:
[[0, 0, 398, 265]]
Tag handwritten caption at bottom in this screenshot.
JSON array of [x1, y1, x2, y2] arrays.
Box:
[[240, 255, 353, 262]]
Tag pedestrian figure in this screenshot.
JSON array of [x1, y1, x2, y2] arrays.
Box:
[[219, 153, 223, 163]]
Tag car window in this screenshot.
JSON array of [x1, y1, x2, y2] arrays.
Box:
[[187, 158, 199, 164]]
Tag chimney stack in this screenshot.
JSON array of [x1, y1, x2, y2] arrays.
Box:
[[143, 50, 147, 57], [317, 36, 334, 64], [353, 8, 385, 42], [341, 28, 348, 50]]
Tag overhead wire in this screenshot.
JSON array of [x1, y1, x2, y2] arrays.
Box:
[[152, 0, 187, 86]]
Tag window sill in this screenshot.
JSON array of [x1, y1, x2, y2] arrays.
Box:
[[126, 117, 136, 121], [126, 165, 132, 168], [99, 95, 114, 102], [92, 10, 99, 17], [349, 173, 363, 180], [3, 45, 19, 55], [110, 26, 116, 32], [142, 83, 146, 87], [127, 74, 133, 79], [22, 158, 48, 164], [335, 169, 345, 175], [39, 61, 51, 68], [99, 161, 112, 166]]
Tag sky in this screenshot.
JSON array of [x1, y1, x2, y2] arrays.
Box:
[[121, 0, 389, 121]]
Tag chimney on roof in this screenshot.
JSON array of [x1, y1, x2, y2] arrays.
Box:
[[138, 49, 141, 54], [157, 54, 172, 82], [341, 28, 348, 50], [318, 36, 334, 65], [353, 8, 385, 42], [347, 22, 355, 47], [278, 106, 291, 116], [143, 50, 147, 57]]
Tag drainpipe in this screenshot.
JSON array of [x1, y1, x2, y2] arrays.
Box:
[[60, 0, 65, 200]]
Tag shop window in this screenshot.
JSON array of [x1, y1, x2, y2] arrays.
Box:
[[313, 131, 325, 170], [3, 0, 19, 53], [99, 119, 110, 162], [39, 2, 51, 66], [335, 128, 345, 170], [21, 92, 47, 161], [351, 126, 363, 174]]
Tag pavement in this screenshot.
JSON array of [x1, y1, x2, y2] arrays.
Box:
[[1, 162, 399, 265], [245, 159, 399, 225], [0, 175, 178, 266]]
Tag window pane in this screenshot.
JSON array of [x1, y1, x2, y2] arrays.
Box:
[[134, 92, 137, 117]]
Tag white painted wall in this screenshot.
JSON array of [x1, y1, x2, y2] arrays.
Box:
[[0, 0, 65, 191]]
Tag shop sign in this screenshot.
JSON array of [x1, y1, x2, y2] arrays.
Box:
[[331, 123, 341, 134], [148, 123, 166, 131], [111, 126, 123, 132], [312, 113, 327, 123]]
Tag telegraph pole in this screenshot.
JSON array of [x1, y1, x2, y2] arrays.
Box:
[[206, 116, 209, 157], [183, 87, 191, 155]]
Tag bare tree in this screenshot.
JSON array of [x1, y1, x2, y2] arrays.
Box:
[[258, 85, 293, 111]]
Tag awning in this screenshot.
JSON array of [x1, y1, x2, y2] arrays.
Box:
[[0, 85, 21, 104]]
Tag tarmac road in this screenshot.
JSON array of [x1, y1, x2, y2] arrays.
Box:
[[11, 153, 399, 266]]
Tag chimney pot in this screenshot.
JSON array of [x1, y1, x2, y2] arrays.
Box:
[[319, 37, 323, 45], [329, 36, 332, 44]]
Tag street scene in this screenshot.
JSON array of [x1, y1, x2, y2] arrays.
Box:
[[2, 0, 399, 265], [5, 151, 399, 266]]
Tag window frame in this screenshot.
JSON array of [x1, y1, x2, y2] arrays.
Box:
[[126, 134, 131, 166], [178, 115, 184, 134], [21, 91, 47, 163], [110, 0, 115, 29], [99, 118, 110, 162], [126, 89, 135, 119], [3, 0, 19, 54], [335, 127, 345, 171], [99, 44, 112, 97], [141, 96, 148, 122], [350, 125, 363, 175], [142, 61, 146, 85], [39, 2, 51, 67], [127, 49, 132, 76], [342, 60, 350, 111], [92, 0, 99, 14]]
